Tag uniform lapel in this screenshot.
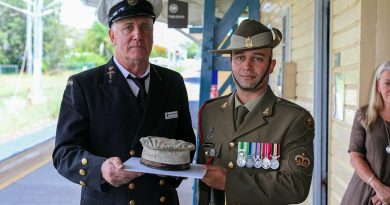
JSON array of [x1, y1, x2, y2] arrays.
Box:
[[99, 59, 142, 133], [218, 93, 235, 135], [233, 88, 277, 140]]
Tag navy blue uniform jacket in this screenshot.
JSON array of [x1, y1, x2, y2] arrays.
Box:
[[53, 58, 196, 205]]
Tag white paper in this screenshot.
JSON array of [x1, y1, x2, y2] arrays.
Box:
[[123, 157, 206, 179]]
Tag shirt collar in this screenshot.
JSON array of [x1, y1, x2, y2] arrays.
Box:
[[234, 92, 265, 112], [114, 56, 150, 79]]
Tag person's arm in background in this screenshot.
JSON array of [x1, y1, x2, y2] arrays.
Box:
[[349, 109, 390, 204], [350, 151, 390, 204]]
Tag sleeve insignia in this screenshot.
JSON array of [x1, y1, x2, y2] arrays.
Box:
[[294, 153, 310, 169], [304, 115, 314, 130]]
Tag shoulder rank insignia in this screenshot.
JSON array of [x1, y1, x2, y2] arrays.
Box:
[[295, 153, 310, 169], [67, 79, 73, 87], [304, 115, 314, 130]]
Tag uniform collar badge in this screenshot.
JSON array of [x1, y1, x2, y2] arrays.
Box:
[[221, 102, 227, 109], [262, 107, 270, 115], [295, 153, 310, 169], [106, 66, 115, 84]]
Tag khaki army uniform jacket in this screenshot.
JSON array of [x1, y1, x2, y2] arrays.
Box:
[[197, 87, 314, 205]]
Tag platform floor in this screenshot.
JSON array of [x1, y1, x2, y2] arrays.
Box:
[[0, 161, 195, 205]]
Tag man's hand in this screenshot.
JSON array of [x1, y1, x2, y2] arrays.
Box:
[[201, 165, 227, 191], [101, 157, 143, 187]]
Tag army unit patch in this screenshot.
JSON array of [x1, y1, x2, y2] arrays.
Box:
[[304, 115, 314, 130], [294, 153, 310, 169]]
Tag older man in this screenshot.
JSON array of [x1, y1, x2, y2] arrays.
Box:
[[52, 0, 195, 204], [197, 19, 315, 205]]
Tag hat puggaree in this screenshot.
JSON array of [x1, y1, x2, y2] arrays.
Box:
[[210, 19, 282, 54]]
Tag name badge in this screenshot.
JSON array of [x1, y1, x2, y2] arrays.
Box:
[[165, 111, 178, 119]]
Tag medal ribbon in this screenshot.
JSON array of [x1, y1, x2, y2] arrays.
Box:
[[267, 143, 271, 159], [250, 142, 256, 157], [272, 143, 279, 157], [255, 142, 261, 156], [238, 142, 244, 152], [244, 142, 249, 156]]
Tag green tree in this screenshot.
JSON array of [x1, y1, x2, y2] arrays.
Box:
[[68, 21, 113, 66], [0, 0, 26, 67], [186, 42, 199, 59], [43, 1, 68, 71], [151, 44, 167, 58], [0, 0, 68, 71]]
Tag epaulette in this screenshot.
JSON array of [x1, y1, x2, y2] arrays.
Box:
[[200, 93, 232, 107], [275, 97, 307, 112]]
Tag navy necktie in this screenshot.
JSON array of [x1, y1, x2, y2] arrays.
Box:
[[127, 73, 149, 110]]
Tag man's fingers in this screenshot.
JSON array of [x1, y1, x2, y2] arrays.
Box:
[[109, 157, 124, 169], [122, 171, 144, 179]]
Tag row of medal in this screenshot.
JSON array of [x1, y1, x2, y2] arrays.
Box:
[[236, 142, 280, 169]]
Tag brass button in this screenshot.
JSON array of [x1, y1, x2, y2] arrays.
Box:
[[159, 179, 165, 186], [228, 161, 234, 169], [81, 158, 88, 165], [79, 181, 86, 186], [229, 142, 235, 148], [128, 183, 135, 190], [79, 169, 86, 176], [160, 196, 166, 203], [129, 200, 136, 205], [130, 150, 136, 156]]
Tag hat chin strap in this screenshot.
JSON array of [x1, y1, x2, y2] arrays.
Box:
[[233, 63, 271, 92]]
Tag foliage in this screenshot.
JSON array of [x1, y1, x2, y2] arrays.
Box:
[[151, 44, 167, 58], [0, 0, 68, 71], [70, 21, 113, 65], [0, 0, 26, 66], [186, 42, 200, 59], [43, 3, 68, 71]]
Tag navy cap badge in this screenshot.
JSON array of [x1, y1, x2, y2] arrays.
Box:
[[127, 0, 138, 6]]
